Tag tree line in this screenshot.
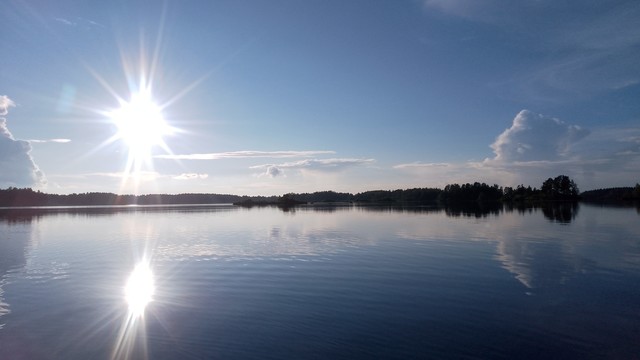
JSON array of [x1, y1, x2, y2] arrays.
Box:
[[0, 175, 608, 207], [580, 185, 640, 202]]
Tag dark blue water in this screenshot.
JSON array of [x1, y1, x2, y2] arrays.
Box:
[[0, 204, 639, 359]]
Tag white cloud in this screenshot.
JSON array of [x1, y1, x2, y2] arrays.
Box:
[[0, 97, 13, 117], [489, 110, 589, 162], [54, 17, 105, 29], [85, 171, 213, 182], [251, 158, 375, 173], [393, 162, 451, 169], [0, 96, 46, 188], [261, 166, 284, 178], [394, 110, 640, 190], [28, 138, 72, 144], [155, 150, 335, 160], [54, 18, 74, 26], [86, 171, 161, 181], [481, 111, 640, 188], [173, 173, 209, 180]]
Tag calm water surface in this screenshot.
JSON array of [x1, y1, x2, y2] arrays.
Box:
[[0, 204, 639, 359]]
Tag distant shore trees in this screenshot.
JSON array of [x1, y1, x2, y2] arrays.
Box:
[[1, 175, 637, 207], [439, 183, 503, 203], [579, 184, 640, 202], [540, 175, 580, 200]]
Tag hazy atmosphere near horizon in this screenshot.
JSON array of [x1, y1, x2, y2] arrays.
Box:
[[1, 0, 639, 195]]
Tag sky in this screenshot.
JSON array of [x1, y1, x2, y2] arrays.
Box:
[[1, 0, 639, 195]]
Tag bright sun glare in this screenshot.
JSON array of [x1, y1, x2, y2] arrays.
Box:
[[110, 90, 172, 160], [125, 262, 155, 316]]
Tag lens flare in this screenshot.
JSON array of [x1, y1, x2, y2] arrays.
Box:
[[125, 262, 155, 316], [111, 90, 171, 156]]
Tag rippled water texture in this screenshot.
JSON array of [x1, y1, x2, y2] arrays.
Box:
[[0, 204, 639, 359]]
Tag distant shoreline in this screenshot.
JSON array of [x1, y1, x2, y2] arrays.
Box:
[[0, 177, 637, 207]]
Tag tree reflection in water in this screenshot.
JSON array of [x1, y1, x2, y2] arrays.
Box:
[[541, 202, 580, 223]]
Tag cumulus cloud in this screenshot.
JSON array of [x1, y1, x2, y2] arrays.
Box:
[[0, 97, 12, 117], [480, 111, 639, 188], [394, 110, 640, 189], [156, 150, 335, 160], [262, 166, 284, 178], [489, 110, 589, 162], [173, 173, 209, 180], [0, 96, 46, 188]]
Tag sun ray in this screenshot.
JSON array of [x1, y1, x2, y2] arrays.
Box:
[[148, 2, 169, 90]]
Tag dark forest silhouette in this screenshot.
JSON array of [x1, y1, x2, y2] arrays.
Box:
[[0, 175, 637, 207]]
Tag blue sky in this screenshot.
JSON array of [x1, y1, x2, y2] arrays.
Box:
[[1, 0, 639, 195]]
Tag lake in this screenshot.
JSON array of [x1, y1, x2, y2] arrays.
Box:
[[0, 203, 639, 359]]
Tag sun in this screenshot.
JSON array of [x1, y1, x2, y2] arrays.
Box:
[[110, 89, 172, 163], [88, 27, 206, 193]]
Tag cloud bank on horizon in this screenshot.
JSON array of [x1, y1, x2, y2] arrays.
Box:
[[395, 110, 640, 190]]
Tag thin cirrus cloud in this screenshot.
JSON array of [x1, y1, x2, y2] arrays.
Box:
[[85, 171, 209, 181], [251, 158, 375, 178], [394, 110, 640, 189], [393, 162, 450, 169], [85, 171, 161, 180], [155, 150, 335, 160], [425, 0, 640, 100], [54, 17, 104, 29], [0, 95, 46, 188], [28, 139, 72, 144], [173, 173, 209, 180]]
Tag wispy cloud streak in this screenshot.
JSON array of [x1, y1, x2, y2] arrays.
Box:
[[28, 138, 72, 143], [155, 150, 335, 160], [251, 158, 375, 178], [173, 173, 209, 180]]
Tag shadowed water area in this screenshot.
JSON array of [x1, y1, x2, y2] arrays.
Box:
[[0, 203, 639, 359]]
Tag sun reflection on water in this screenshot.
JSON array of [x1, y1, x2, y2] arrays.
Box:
[[111, 261, 155, 360], [125, 262, 155, 317]]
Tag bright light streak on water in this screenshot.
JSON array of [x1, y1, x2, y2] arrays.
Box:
[[110, 261, 155, 360], [125, 262, 155, 317]]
